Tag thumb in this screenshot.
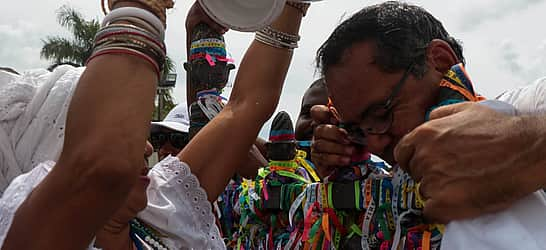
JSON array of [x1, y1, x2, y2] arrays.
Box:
[[428, 102, 473, 120], [311, 105, 334, 125]]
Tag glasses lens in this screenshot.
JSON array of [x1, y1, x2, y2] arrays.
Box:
[[169, 133, 189, 149], [339, 123, 367, 146], [362, 107, 393, 134], [150, 133, 166, 151]]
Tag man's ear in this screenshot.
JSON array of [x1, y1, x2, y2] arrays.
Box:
[[425, 39, 459, 74]]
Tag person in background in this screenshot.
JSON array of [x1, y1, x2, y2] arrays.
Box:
[[150, 103, 191, 161]]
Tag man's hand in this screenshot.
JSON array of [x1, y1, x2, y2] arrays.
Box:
[[395, 102, 545, 223], [310, 105, 355, 177], [185, 1, 228, 34]]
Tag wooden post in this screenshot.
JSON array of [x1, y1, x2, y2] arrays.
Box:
[[184, 23, 235, 139]]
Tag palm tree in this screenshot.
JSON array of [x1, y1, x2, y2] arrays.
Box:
[[41, 5, 99, 66]]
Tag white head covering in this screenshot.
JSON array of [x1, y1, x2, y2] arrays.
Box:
[[0, 65, 83, 195], [151, 103, 190, 133]]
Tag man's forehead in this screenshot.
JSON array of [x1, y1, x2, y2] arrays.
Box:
[[324, 43, 394, 122]]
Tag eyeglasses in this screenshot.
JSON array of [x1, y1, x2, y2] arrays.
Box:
[[149, 131, 189, 151], [330, 65, 414, 145]]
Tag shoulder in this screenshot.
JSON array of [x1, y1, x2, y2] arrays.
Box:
[[496, 77, 546, 114]]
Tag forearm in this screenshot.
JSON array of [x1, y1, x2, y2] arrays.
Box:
[[179, 5, 305, 201], [2, 3, 158, 249]]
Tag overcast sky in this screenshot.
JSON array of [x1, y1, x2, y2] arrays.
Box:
[[2, 0, 545, 136]]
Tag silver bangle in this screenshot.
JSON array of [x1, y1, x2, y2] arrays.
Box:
[[101, 7, 165, 41], [255, 32, 297, 50], [254, 26, 299, 50], [107, 17, 161, 39]]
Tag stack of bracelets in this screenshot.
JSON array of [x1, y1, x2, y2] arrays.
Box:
[[87, 3, 168, 79], [217, 65, 481, 249], [254, 2, 309, 51]]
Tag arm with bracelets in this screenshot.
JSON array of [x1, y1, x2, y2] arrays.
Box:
[[1, 1, 172, 249], [178, 3, 310, 201]]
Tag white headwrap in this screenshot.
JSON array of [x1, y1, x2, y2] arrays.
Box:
[[0, 65, 83, 195]]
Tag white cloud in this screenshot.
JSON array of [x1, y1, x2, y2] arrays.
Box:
[[2, 0, 545, 132]]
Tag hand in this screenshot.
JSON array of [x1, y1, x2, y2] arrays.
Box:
[[395, 102, 545, 223], [310, 105, 355, 177], [185, 1, 228, 35]]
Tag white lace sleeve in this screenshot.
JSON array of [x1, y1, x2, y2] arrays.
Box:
[[138, 156, 225, 250]]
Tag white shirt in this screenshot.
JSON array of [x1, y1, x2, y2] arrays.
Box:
[[442, 77, 546, 250]]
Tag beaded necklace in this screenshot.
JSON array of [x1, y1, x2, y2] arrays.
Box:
[[129, 218, 169, 250]]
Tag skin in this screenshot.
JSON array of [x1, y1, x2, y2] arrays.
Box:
[[312, 39, 448, 169], [3, 1, 306, 249], [395, 102, 546, 223], [295, 79, 329, 142], [95, 142, 154, 250], [179, 3, 307, 201], [3, 2, 158, 249], [313, 37, 546, 223]]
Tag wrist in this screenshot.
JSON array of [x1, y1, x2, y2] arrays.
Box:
[[515, 115, 546, 190], [269, 4, 305, 35]]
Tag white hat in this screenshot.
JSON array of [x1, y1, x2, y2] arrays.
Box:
[[197, 0, 287, 32], [151, 103, 190, 133]]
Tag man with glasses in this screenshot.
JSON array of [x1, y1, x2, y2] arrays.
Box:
[[150, 103, 191, 161], [310, 2, 546, 249]]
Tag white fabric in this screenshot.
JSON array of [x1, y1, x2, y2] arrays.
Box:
[[139, 156, 225, 250], [151, 103, 190, 133], [197, 0, 287, 32], [0, 66, 82, 195], [0, 157, 224, 249], [442, 78, 546, 250], [496, 77, 546, 114]]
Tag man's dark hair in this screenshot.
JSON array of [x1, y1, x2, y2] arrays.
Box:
[[316, 1, 464, 78]]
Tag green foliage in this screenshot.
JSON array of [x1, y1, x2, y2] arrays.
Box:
[[41, 5, 100, 66]]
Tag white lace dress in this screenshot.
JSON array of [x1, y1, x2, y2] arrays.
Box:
[[0, 156, 225, 250]]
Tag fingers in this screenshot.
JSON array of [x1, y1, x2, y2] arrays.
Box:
[[311, 151, 351, 168], [311, 105, 337, 125], [428, 102, 471, 120], [311, 124, 353, 171], [394, 132, 415, 173], [313, 124, 350, 144], [312, 139, 354, 156]]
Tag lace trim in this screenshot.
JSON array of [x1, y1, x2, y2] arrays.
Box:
[[157, 156, 224, 248]]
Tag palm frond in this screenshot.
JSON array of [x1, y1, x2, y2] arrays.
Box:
[[162, 56, 176, 76], [40, 36, 85, 65]]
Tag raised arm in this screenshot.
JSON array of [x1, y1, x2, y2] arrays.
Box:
[[178, 3, 307, 200], [2, 2, 167, 249]]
